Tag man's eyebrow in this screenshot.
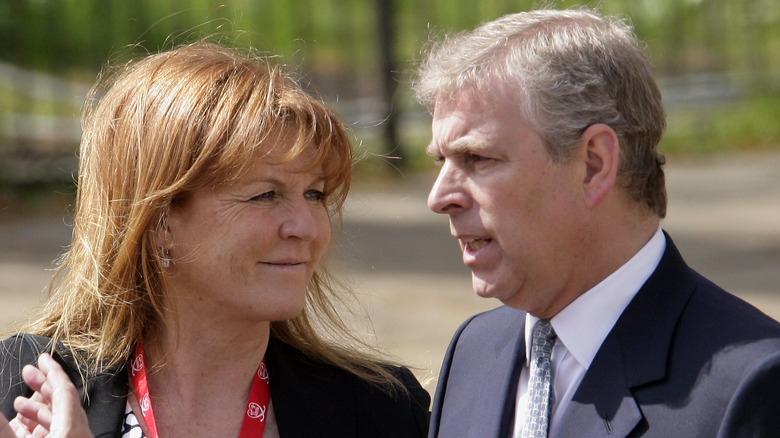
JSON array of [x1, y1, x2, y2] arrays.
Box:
[[429, 138, 492, 156]]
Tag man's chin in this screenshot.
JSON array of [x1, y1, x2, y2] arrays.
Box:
[[471, 276, 502, 300], [472, 275, 526, 309]]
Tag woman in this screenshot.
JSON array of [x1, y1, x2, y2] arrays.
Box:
[[0, 42, 429, 437]]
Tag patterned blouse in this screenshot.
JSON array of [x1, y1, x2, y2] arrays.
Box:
[[122, 401, 144, 438]]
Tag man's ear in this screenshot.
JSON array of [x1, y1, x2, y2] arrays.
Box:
[[580, 123, 619, 209]]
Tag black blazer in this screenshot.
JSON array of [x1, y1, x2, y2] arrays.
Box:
[[429, 233, 780, 437], [0, 335, 430, 437]]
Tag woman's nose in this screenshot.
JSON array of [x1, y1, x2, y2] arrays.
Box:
[[279, 201, 322, 241]]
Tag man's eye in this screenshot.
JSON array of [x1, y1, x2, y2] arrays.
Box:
[[305, 189, 326, 202], [465, 153, 488, 164]]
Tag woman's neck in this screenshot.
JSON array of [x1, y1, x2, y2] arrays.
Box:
[[138, 311, 272, 437]]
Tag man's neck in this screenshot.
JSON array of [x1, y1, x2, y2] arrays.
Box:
[[537, 213, 661, 319]]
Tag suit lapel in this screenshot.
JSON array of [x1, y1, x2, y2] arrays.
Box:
[[435, 306, 526, 437], [555, 234, 696, 438], [554, 333, 642, 438], [478, 316, 527, 436]]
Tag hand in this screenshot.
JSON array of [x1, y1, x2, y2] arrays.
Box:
[[4, 353, 92, 438]]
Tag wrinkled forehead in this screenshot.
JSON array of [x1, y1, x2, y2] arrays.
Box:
[[221, 124, 331, 183], [427, 83, 515, 155], [240, 146, 326, 189], [430, 75, 521, 120]]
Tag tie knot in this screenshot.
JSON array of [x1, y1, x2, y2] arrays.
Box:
[[531, 319, 556, 358], [533, 319, 555, 341]]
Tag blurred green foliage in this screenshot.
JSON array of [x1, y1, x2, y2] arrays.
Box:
[[663, 95, 780, 155], [0, 0, 779, 184]]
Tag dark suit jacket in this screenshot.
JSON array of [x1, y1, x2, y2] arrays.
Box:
[[0, 335, 430, 437], [429, 233, 780, 437]]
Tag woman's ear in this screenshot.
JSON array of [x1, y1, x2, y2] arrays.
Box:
[[580, 123, 620, 209], [152, 211, 174, 268], [151, 209, 173, 250]]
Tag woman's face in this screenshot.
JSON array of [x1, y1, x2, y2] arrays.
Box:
[[163, 146, 332, 325]]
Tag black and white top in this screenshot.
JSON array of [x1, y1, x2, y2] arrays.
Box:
[[122, 402, 144, 438]]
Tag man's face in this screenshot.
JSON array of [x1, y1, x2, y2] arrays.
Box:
[[426, 84, 587, 317]]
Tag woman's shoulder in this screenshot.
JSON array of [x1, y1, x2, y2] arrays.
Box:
[[1, 333, 128, 435], [0, 333, 125, 392], [355, 362, 431, 424], [0, 333, 57, 418], [266, 337, 430, 437], [267, 336, 427, 396], [373, 362, 431, 408], [1, 333, 52, 356], [0, 333, 59, 378], [0, 333, 83, 378]]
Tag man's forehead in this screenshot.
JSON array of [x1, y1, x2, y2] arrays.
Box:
[[427, 92, 497, 155], [432, 87, 485, 116]]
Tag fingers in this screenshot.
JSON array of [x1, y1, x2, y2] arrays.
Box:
[[13, 353, 91, 437], [12, 397, 51, 432], [0, 412, 14, 438], [15, 354, 60, 431], [11, 371, 45, 435], [43, 358, 90, 437], [23, 354, 77, 403], [19, 368, 48, 403], [31, 425, 48, 438], [2, 415, 33, 438]]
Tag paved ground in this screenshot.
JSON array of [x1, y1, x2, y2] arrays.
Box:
[[1, 150, 779, 394]]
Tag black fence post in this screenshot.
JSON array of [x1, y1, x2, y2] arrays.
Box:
[[375, 0, 404, 172]]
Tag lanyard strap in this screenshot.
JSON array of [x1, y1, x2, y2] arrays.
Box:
[[129, 342, 271, 438]]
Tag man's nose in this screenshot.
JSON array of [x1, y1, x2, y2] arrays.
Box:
[[428, 162, 469, 214]]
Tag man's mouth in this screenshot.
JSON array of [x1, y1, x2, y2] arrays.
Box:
[[463, 238, 490, 251]]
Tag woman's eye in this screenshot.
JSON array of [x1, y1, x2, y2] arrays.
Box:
[[251, 191, 277, 202], [305, 189, 326, 202]]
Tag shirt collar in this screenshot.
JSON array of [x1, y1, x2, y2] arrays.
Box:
[[525, 227, 666, 369]]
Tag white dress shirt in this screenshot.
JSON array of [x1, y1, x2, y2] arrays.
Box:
[[512, 228, 666, 437]]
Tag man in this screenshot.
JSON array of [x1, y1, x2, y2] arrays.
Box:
[[414, 8, 780, 438]]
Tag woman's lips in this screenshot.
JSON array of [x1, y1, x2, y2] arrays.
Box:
[[259, 259, 308, 268]]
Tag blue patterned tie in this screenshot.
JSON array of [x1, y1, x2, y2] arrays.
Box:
[[522, 319, 556, 438]]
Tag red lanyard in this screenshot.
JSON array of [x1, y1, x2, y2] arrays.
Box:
[[129, 342, 271, 438]]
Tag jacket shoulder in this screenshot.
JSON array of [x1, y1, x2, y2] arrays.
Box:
[[0, 334, 127, 437], [429, 306, 526, 438], [266, 337, 430, 437], [448, 305, 526, 353], [351, 363, 431, 437], [0, 334, 54, 417], [719, 350, 780, 435]]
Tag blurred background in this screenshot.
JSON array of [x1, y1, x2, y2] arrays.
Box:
[[1, 0, 779, 393]]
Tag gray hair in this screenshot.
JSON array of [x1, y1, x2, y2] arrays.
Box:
[[414, 8, 667, 217]]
